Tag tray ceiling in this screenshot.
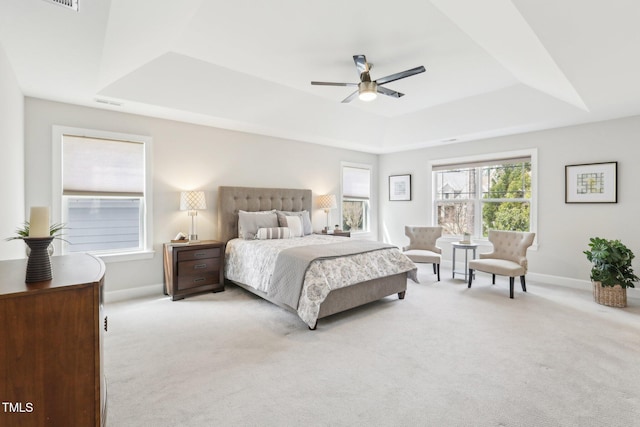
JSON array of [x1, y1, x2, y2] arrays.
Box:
[[2, 0, 639, 153]]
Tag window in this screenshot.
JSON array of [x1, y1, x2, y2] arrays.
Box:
[[433, 152, 535, 239], [53, 127, 153, 260], [341, 163, 371, 233]]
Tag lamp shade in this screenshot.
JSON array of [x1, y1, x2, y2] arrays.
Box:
[[180, 191, 207, 211], [358, 81, 378, 102], [317, 194, 337, 210]]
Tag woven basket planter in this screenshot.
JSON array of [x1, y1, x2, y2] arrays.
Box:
[[592, 281, 627, 308]]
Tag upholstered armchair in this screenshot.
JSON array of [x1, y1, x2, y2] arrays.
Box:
[[468, 230, 535, 298], [403, 226, 442, 281]]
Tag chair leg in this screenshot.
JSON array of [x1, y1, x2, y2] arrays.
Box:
[[432, 263, 436, 274], [520, 275, 527, 292], [436, 264, 440, 282], [468, 269, 473, 288], [509, 277, 514, 299], [492, 274, 496, 285]]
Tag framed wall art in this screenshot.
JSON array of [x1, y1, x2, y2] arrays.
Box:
[[389, 174, 411, 201], [565, 161, 617, 203]]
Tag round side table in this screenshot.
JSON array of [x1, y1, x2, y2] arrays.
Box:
[[452, 242, 478, 281]]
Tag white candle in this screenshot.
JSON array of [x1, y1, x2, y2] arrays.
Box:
[[29, 207, 50, 237]]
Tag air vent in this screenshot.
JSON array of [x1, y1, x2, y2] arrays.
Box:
[[94, 98, 122, 107], [42, 0, 78, 11]]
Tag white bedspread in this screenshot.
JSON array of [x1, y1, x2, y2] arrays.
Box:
[[224, 234, 418, 327]]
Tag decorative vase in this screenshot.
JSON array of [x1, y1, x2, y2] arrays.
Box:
[[24, 236, 55, 283], [592, 281, 627, 308], [25, 242, 54, 257]]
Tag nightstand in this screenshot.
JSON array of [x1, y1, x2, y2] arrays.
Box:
[[163, 240, 225, 301], [320, 230, 351, 237]]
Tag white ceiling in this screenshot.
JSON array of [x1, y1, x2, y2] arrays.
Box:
[[2, 0, 640, 153]]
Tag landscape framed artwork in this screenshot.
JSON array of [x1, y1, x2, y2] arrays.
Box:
[[389, 174, 411, 201], [565, 161, 617, 203]]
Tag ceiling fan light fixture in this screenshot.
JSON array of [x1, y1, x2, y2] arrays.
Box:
[[358, 81, 377, 102]]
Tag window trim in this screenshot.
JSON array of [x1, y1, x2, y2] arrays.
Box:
[[429, 149, 538, 248], [52, 126, 154, 262], [340, 161, 373, 235]]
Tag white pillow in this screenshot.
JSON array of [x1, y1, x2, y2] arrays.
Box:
[[255, 227, 292, 240], [285, 215, 304, 237], [276, 210, 312, 235]]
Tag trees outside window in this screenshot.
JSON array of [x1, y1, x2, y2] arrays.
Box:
[[434, 159, 532, 238], [481, 162, 531, 236]]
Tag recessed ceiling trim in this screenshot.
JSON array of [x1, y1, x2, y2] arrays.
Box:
[[431, 0, 588, 111], [41, 0, 78, 12]]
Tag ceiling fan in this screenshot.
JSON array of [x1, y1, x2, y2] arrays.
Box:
[[311, 54, 426, 103]]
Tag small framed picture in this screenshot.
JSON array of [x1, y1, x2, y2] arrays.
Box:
[[389, 174, 411, 201], [565, 161, 617, 203]]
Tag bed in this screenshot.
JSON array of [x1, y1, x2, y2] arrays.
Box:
[[218, 186, 418, 329]]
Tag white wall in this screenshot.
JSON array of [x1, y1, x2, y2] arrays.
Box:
[[22, 98, 640, 294], [0, 43, 25, 260], [24, 98, 378, 296], [379, 115, 640, 285]]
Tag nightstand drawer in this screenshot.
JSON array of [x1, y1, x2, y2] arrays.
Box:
[[177, 247, 220, 261], [178, 257, 220, 275], [177, 273, 219, 290]]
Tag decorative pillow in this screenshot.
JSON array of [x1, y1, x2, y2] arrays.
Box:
[[255, 227, 292, 240], [276, 210, 312, 235], [238, 210, 278, 239], [285, 215, 304, 237]]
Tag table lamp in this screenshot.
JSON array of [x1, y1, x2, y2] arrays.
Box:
[[317, 194, 337, 232], [180, 191, 207, 241]]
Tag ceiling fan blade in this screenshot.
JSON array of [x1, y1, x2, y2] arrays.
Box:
[[377, 86, 404, 98], [341, 90, 359, 103], [353, 55, 369, 76], [311, 81, 358, 87], [375, 66, 426, 86]]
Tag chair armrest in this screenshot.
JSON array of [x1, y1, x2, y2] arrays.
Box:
[[519, 257, 528, 271]]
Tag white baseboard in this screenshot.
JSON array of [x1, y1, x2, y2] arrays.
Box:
[[105, 283, 162, 303], [526, 272, 590, 290], [103, 270, 638, 304], [442, 260, 591, 290]]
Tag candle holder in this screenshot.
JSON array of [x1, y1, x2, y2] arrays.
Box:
[[24, 236, 55, 283]]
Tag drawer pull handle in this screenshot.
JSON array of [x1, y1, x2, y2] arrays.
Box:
[[194, 278, 206, 283], [194, 263, 207, 269], [194, 252, 208, 258]]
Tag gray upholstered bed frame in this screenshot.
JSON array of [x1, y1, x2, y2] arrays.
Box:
[[217, 186, 407, 329]]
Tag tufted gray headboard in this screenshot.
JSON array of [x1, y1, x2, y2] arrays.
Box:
[[217, 186, 313, 243]]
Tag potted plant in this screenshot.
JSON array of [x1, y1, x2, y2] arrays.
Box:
[[5, 222, 67, 255], [584, 237, 639, 307]]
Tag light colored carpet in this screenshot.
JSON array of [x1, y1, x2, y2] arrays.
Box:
[[105, 265, 640, 427]]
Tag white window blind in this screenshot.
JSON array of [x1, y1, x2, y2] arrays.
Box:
[[63, 135, 144, 196], [343, 166, 371, 200]]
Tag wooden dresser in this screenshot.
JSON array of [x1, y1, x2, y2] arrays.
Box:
[[163, 240, 225, 300], [0, 253, 106, 427]]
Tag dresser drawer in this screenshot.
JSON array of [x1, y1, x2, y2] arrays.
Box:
[[178, 257, 220, 275], [177, 272, 220, 290], [177, 247, 221, 262]]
